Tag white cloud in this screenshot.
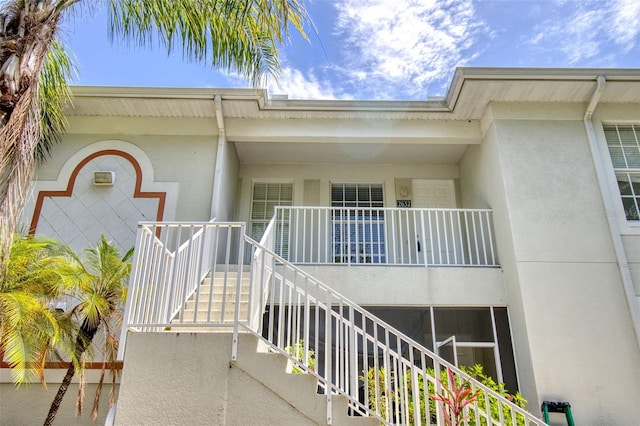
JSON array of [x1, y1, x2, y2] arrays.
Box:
[[266, 67, 349, 100], [609, 0, 640, 49], [332, 0, 485, 99], [529, 0, 640, 65]]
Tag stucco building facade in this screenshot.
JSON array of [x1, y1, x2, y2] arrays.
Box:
[[4, 68, 640, 425]]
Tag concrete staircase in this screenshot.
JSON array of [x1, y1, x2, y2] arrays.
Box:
[[235, 334, 379, 426], [171, 271, 250, 326], [116, 272, 379, 424], [115, 332, 380, 425]]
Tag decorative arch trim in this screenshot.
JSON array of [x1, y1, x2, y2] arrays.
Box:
[[29, 149, 166, 234]]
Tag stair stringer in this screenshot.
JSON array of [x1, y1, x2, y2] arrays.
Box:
[[115, 332, 315, 425], [234, 333, 379, 426]]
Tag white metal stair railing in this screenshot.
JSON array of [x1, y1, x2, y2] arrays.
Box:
[[118, 219, 229, 334], [274, 207, 498, 266], [250, 227, 545, 426], [120, 221, 546, 426]]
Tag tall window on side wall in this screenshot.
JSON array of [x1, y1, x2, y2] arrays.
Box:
[[251, 182, 292, 256], [331, 183, 385, 263], [604, 124, 640, 221]]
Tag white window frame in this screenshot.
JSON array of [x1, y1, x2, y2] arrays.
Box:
[[250, 181, 293, 256], [330, 182, 386, 264], [432, 307, 508, 386], [600, 123, 640, 232]]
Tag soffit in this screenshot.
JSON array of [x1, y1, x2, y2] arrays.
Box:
[[68, 96, 217, 118], [67, 87, 261, 118], [234, 141, 468, 164]]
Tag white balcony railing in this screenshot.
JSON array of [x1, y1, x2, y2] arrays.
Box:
[[121, 221, 544, 426], [272, 207, 497, 266]]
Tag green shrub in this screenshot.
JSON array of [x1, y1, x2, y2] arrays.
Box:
[[285, 340, 315, 374], [361, 364, 527, 426], [461, 364, 527, 426]]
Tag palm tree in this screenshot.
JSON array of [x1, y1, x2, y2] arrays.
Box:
[[0, 0, 308, 273], [0, 234, 70, 385], [44, 235, 133, 425]]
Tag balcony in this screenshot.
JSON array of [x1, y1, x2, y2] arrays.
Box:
[[266, 207, 498, 267]]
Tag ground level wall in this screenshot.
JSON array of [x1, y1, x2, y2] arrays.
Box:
[[0, 378, 116, 425]]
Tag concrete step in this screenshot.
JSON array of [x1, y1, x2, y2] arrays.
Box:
[[178, 308, 249, 322], [163, 325, 236, 332], [184, 298, 249, 311], [205, 279, 251, 287], [236, 334, 379, 426], [195, 283, 250, 295], [204, 274, 250, 285], [177, 270, 252, 322]]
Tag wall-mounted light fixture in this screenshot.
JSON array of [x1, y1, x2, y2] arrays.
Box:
[[93, 171, 115, 186]]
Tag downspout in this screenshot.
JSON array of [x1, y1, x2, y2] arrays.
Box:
[[584, 75, 640, 351], [210, 95, 226, 220]]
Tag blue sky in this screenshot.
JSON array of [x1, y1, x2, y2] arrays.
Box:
[[62, 0, 640, 100]]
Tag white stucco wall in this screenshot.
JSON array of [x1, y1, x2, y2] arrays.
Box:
[[237, 162, 460, 225], [0, 370, 117, 425], [462, 103, 640, 425], [622, 236, 640, 295], [115, 332, 371, 426], [23, 116, 218, 251], [459, 116, 539, 408], [48, 118, 218, 221], [301, 265, 505, 306]]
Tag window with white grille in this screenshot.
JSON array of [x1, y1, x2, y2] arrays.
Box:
[[250, 182, 292, 255], [604, 125, 640, 221], [331, 183, 385, 263]]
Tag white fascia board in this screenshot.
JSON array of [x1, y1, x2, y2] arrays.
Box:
[[263, 98, 450, 112], [454, 67, 640, 81], [446, 67, 640, 112], [71, 86, 266, 102]]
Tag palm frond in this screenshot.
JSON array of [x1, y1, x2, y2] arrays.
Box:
[[108, 0, 308, 86], [36, 38, 75, 164], [0, 234, 73, 385], [0, 291, 58, 384]]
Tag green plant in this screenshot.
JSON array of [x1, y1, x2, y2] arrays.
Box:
[[0, 235, 71, 385], [361, 367, 393, 418], [461, 364, 527, 426], [361, 364, 526, 426], [430, 368, 480, 426], [285, 339, 315, 374], [44, 236, 133, 425]]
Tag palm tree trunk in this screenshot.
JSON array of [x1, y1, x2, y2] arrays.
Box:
[[43, 360, 75, 426], [0, 1, 63, 273], [44, 322, 98, 425]]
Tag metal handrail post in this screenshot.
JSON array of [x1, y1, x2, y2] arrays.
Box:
[[232, 224, 246, 362]]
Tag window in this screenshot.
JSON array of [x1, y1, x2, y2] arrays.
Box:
[[331, 183, 385, 263], [250, 182, 292, 256], [265, 305, 519, 394], [368, 306, 519, 392], [604, 125, 640, 221]]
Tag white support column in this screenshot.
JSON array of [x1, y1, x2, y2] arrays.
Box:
[[210, 95, 226, 220]]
